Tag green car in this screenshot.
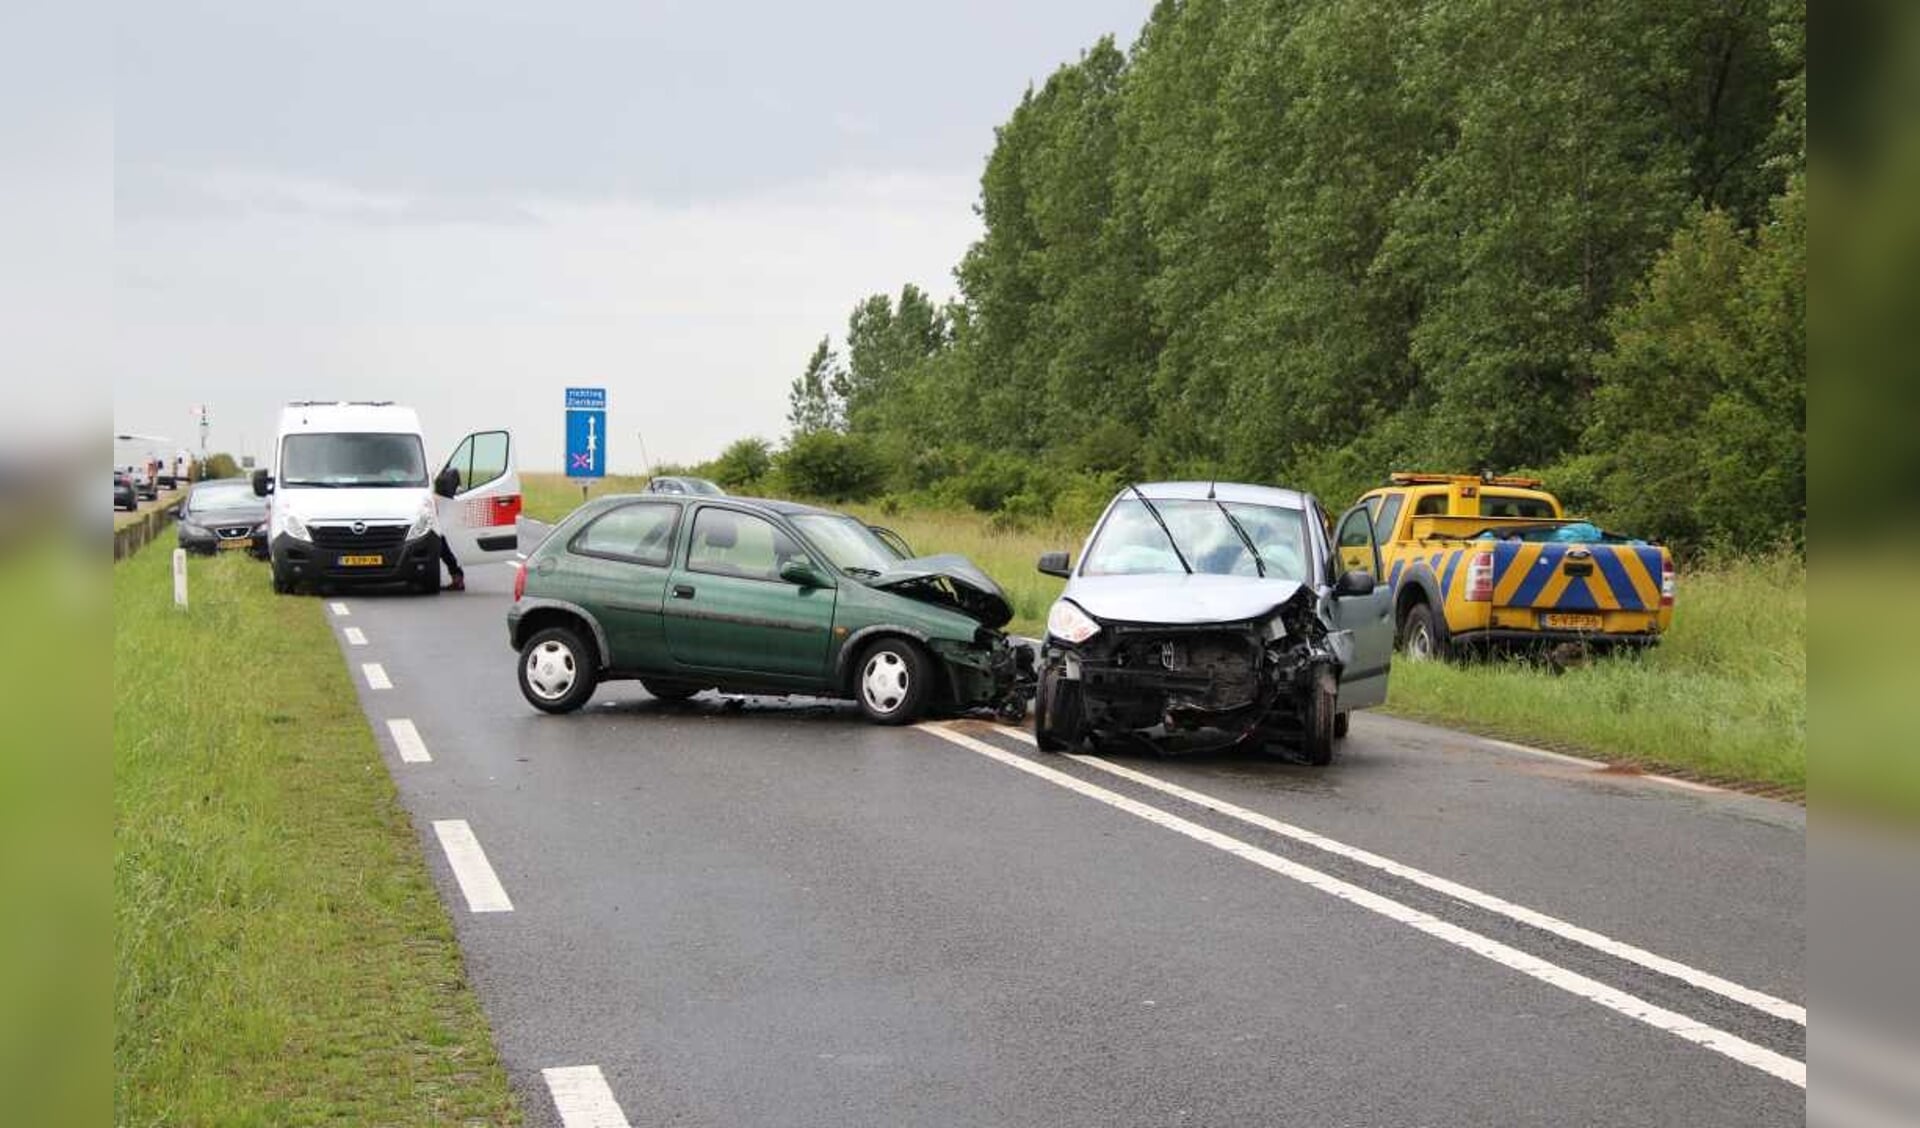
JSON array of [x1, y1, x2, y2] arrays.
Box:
[[507, 495, 1033, 723]]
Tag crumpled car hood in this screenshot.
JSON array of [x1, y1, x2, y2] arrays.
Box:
[[869, 553, 1015, 630], [1062, 574, 1308, 625]]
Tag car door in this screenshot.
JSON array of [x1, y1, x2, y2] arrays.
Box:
[[564, 501, 684, 671], [436, 430, 522, 564], [1331, 504, 1393, 710], [663, 506, 836, 684]]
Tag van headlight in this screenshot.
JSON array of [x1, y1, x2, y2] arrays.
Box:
[[282, 512, 312, 542], [1046, 599, 1101, 645], [406, 504, 436, 540]]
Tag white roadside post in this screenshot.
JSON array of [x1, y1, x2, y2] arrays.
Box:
[[172, 548, 188, 610]]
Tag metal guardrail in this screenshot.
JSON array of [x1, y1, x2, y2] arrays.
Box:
[[114, 495, 185, 561]]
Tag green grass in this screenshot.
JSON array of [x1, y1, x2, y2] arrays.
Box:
[[115, 548, 520, 1126], [519, 475, 1804, 794]]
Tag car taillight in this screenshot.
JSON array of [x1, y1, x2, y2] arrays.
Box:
[[512, 561, 527, 602], [1465, 551, 1494, 601], [1661, 557, 1675, 607]]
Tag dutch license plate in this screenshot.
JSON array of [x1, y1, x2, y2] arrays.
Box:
[[1543, 613, 1603, 631], [217, 539, 249, 551], [338, 554, 384, 567]]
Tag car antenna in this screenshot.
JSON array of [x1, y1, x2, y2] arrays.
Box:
[[1207, 479, 1216, 499]]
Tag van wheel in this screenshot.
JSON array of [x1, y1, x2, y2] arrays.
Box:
[[271, 563, 294, 595], [854, 638, 931, 725], [1401, 603, 1449, 661], [519, 626, 597, 714]]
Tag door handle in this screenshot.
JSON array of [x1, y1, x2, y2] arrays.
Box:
[[672, 584, 695, 599]]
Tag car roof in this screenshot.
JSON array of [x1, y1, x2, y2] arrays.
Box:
[[1127, 481, 1312, 508], [588, 494, 836, 519]]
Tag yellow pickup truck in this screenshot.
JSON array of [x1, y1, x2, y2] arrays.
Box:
[[1331, 474, 1674, 658]]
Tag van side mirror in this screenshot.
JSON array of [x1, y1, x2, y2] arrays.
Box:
[[1037, 551, 1071, 578], [1334, 569, 1376, 597], [434, 467, 461, 498], [251, 469, 273, 497], [779, 559, 826, 588]]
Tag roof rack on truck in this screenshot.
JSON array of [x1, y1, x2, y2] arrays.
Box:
[[1388, 471, 1544, 489]]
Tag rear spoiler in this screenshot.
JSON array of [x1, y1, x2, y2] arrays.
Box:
[[515, 515, 554, 560]]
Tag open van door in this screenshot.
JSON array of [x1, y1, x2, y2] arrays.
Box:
[[436, 430, 522, 565]]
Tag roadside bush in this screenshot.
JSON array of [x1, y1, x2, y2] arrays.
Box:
[[708, 436, 773, 492], [954, 450, 1031, 512], [777, 431, 889, 502], [194, 453, 240, 480]]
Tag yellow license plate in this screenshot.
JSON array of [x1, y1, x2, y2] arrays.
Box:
[[217, 539, 250, 551], [337, 554, 385, 567], [1543, 613, 1604, 631]]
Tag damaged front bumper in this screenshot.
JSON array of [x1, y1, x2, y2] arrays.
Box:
[[1039, 600, 1343, 747], [932, 632, 1039, 719]]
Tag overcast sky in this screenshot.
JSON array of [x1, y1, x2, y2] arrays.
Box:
[[113, 0, 1152, 473]]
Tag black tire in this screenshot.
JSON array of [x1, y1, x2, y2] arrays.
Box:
[[270, 562, 294, 594], [851, 637, 932, 725], [1400, 602, 1450, 661], [518, 625, 598, 714], [1334, 711, 1350, 740], [641, 678, 705, 702], [1300, 667, 1338, 766], [412, 574, 441, 595], [1034, 664, 1084, 753]]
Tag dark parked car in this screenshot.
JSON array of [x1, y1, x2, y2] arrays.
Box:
[[177, 478, 270, 557], [508, 494, 1032, 722], [1033, 482, 1393, 764], [113, 473, 137, 512], [644, 476, 726, 497]]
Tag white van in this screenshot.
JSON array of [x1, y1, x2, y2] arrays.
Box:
[[252, 401, 521, 593]]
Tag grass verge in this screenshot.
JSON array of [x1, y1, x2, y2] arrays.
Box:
[[115, 547, 520, 1126], [518, 475, 1803, 795]]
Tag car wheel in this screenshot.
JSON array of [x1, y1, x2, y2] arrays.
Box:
[[1401, 603, 1449, 661], [1034, 664, 1083, 753], [519, 626, 598, 714], [1334, 711, 1350, 740], [641, 678, 705, 702], [853, 637, 931, 725], [1301, 667, 1337, 766]]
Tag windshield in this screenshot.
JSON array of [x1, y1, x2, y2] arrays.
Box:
[[281, 433, 427, 488], [188, 482, 256, 511], [790, 513, 905, 577], [1081, 498, 1311, 580]]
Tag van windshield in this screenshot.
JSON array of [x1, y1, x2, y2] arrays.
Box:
[[281, 433, 428, 488]]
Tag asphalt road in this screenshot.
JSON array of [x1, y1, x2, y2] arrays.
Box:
[[329, 563, 1804, 1127]]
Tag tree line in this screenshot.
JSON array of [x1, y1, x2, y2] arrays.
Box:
[[684, 0, 1803, 555]]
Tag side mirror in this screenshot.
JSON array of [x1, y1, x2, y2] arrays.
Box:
[[779, 559, 826, 588], [1334, 569, 1376, 597], [251, 469, 273, 497], [1037, 551, 1072, 578], [434, 467, 461, 498]]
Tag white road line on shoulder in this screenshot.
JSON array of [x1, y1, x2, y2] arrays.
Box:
[[343, 626, 368, 647], [361, 662, 391, 690], [1480, 736, 1606, 769], [431, 820, 513, 913], [386, 718, 431, 763], [328, 601, 350, 616], [920, 723, 1804, 1088], [542, 1065, 633, 1128]]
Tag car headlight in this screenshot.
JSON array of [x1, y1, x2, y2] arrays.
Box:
[[1046, 599, 1101, 645], [282, 512, 312, 542], [251, 521, 268, 536], [178, 521, 207, 536], [406, 504, 436, 540]]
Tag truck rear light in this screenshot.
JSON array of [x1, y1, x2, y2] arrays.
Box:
[[1661, 558, 1675, 607], [512, 560, 527, 602], [1465, 551, 1494, 601]]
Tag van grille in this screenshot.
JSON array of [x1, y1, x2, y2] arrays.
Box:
[[310, 523, 408, 550]]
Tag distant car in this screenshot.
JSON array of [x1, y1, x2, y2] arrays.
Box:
[[113, 473, 137, 512], [644, 476, 726, 497], [177, 478, 270, 557], [1033, 482, 1393, 764], [507, 494, 1032, 722]]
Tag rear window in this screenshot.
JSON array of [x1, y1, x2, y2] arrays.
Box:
[[1479, 494, 1556, 519]]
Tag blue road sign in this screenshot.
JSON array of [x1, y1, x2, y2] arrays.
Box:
[[565, 387, 606, 478]]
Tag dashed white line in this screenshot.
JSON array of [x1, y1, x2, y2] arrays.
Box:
[[328, 601, 350, 616], [431, 820, 513, 913], [542, 1065, 633, 1128], [387, 718, 431, 763], [919, 723, 1804, 1089], [361, 662, 391, 690], [343, 626, 368, 647]]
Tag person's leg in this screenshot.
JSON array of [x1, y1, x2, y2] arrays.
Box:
[[438, 538, 465, 591]]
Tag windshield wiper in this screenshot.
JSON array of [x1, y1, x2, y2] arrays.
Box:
[[1214, 501, 1266, 577], [279, 479, 342, 488], [1130, 486, 1193, 574]]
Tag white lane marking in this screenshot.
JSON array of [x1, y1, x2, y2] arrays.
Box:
[[1644, 773, 1726, 795], [542, 1065, 633, 1128], [387, 718, 431, 763], [920, 724, 1804, 1088], [992, 728, 1806, 1026], [361, 662, 391, 690], [431, 820, 513, 913], [329, 601, 350, 616], [343, 626, 368, 647], [1479, 736, 1606, 769]]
